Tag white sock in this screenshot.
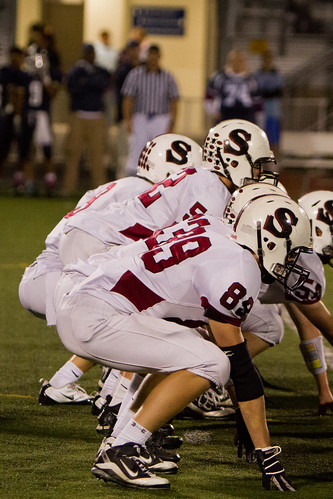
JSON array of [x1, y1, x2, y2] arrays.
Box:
[[113, 418, 152, 447], [111, 374, 133, 406], [112, 374, 145, 437], [100, 369, 120, 399], [49, 361, 84, 388]]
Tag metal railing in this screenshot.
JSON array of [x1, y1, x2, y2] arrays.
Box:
[[281, 97, 329, 131]]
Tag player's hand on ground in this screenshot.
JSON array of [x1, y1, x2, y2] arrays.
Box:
[[255, 446, 295, 491], [318, 401, 333, 416], [234, 408, 256, 463]]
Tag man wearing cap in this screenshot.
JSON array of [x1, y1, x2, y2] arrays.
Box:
[[121, 44, 180, 176], [63, 44, 110, 195]]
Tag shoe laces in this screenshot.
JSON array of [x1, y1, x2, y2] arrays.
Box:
[[133, 445, 155, 476], [67, 382, 90, 395]]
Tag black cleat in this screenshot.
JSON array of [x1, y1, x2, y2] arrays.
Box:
[[96, 400, 120, 435], [152, 427, 183, 449], [91, 443, 171, 489]]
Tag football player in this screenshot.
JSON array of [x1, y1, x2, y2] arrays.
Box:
[[36, 119, 275, 405], [54, 119, 276, 411], [19, 133, 203, 404], [53, 195, 311, 490], [224, 185, 333, 414]]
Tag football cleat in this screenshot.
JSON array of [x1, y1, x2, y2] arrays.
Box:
[[160, 423, 175, 435], [146, 438, 181, 464], [95, 436, 115, 463], [96, 400, 120, 435], [91, 393, 108, 416], [176, 386, 235, 420], [151, 427, 183, 449], [91, 443, 171, 489], [38, 379, 93, 405], [178, 401, 235, 420], [95, 437, 180, 468]]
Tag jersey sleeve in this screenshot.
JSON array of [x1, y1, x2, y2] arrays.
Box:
[[193, 245, 261, 326]]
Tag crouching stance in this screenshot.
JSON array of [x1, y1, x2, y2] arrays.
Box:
[[54, 195, 310, 490]]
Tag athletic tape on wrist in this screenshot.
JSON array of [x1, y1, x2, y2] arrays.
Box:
[[299, 335, 327, 374]]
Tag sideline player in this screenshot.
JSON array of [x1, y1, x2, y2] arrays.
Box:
[[53, 195, 311, 490], [19, 133, 203, 403]]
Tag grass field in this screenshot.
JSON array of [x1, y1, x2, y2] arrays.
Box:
[[0, 196, 332, 499]]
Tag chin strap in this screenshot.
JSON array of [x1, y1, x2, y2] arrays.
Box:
[[256, 221, 264, 267]]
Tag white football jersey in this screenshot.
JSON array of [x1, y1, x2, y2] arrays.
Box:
[[32, 177, 150, 276], [62, 167, 232, 245], [260, 251, 326, 305], [64, 214, 261, 327]]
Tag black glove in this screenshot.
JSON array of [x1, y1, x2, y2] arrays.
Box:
[[256, 446, 295, 491], [234, 408, 256, 463]]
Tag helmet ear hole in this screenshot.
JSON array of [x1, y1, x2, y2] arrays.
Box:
[[315, 226, 322, 237], [267, 241, 276, 251]]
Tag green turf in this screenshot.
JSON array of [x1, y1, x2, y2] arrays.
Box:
[[0, 197, 332, 498]]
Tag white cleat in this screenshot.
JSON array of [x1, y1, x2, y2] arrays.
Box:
[[38, 379, 93, 405]]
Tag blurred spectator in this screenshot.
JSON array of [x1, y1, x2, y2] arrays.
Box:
[[121, 44, 180, 176], [63, 43, 110, 195], [287, 1, 324, 34], [0, 46, 26, 180], [255, 50, 284, 160], [113, 40, 140, 178], [128, 25, 149, 63], [114, 41, 140, 124], [15, 24, 62, 196], [43, 23, 62, 70], [94, 29, 119, 127], [204, 49, 258, 124], [94, 29, 119, 74]]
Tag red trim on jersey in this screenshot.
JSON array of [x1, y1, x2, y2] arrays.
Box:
[[201, 296, 242, 326], [119, 224, 154, 241], [110, 270, 163, 311]]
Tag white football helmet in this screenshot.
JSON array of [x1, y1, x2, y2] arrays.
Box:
[[230, 195, 313, 292], [298, 190, 333, 266], [137, 133, 202, 183], [202, 119, 277, 187], [224, 183, 289, 224]]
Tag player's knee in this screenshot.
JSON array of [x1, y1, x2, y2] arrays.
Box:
[[195, 343, 231, 388], [270, 313, 284, 344]]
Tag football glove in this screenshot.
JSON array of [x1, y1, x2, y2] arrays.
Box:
[[234, 408, 256, 463], [255, 446, 295, 491]]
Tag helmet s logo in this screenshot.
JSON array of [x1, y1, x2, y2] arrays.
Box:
[[264, 208, 298, 238], [224, 129, 251, 156], [166, 140, 191, 165], [316, 200, 333, 226]]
